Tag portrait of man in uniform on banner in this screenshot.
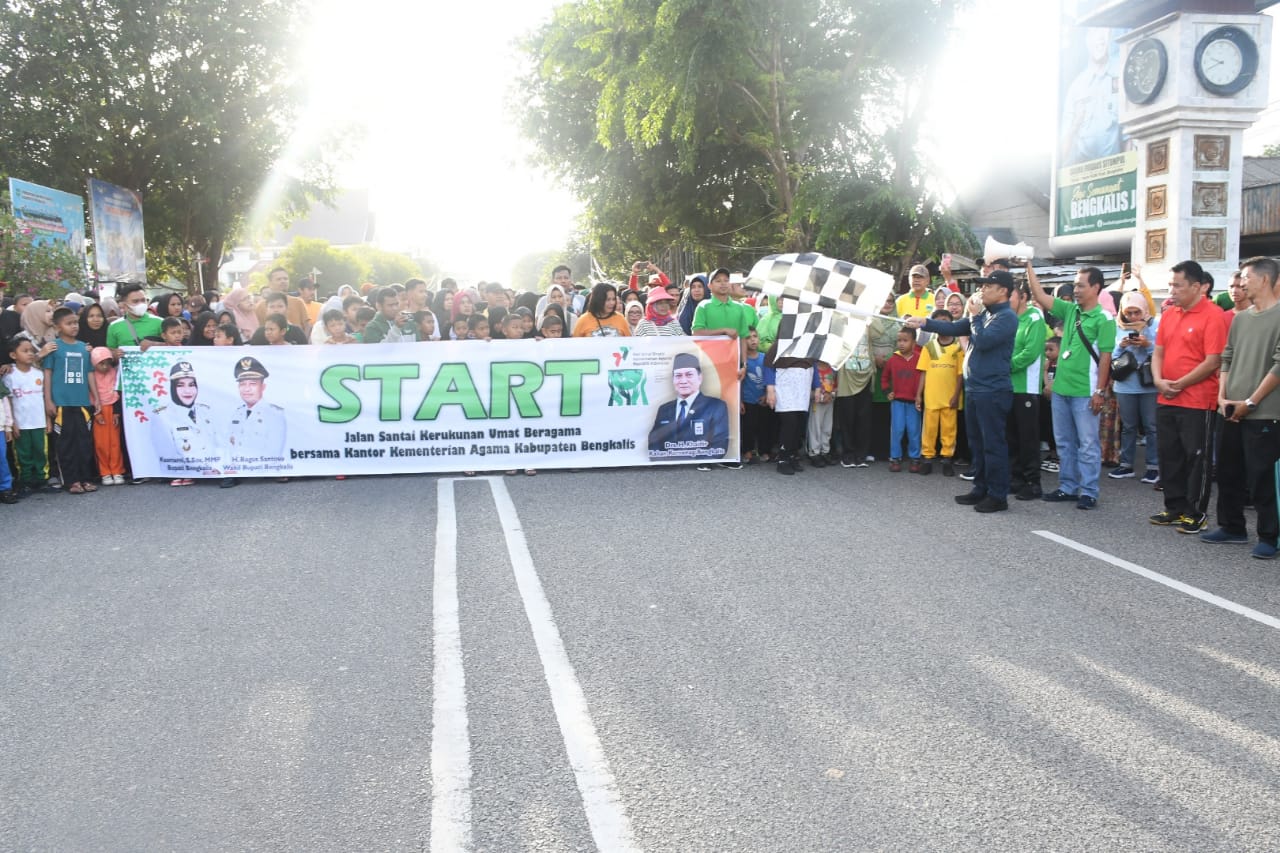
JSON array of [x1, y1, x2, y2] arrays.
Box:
[[647, 351, 730, 461], [228, 356, 286, 460]]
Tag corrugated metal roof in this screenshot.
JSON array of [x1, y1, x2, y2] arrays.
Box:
[[1244, 157, 1280, 190]]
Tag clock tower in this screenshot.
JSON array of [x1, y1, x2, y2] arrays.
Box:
[[1096, 3, 1274, 286]]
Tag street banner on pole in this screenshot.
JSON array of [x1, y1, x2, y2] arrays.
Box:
[[8, 178, 86, 250]]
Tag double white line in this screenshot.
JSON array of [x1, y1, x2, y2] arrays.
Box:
[[431, 477, 640, 852]]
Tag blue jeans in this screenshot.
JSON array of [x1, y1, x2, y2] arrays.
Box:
[[1052, 392, 1102, 498], [966, 389, 1012, 500], [1116, 392, 1159, 470], [889, 399, 921, 460], [0, 431, 9, 491]]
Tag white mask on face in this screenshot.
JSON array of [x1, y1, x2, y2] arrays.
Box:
[[128, 302, 148, 317]]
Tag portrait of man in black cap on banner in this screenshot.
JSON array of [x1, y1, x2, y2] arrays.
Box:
[[228, 356, 287, 460], [647, 351, 730, 461]]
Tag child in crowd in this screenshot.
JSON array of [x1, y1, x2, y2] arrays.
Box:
[[539, 315, 564, 339], [261, 313, 291, 345], [450, 317, 469, 341], [352, 306, 376, 341], [44, 307, 99, 494], [3, 338, 52, 495], [739, 329, 771, 463], [0, 379, 14, 502], [764, 341, 815, 475], [807, 360, 836, 466], [916, 309, 963, 476], [881, 328, 922, 472], [158, 317, 186, 346], [214, 323, 243, 346], [321, 309, 357, 344], [90, 347, 127, 485], [1041, 335, 1060, 472], [467, 314, 490, 341], [415, 311, 437, 342], [501, 313, 524, 341]]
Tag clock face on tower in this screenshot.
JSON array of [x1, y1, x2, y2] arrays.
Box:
[[1194, 25, 1259, 96], [1124, 37, 1168, 105]]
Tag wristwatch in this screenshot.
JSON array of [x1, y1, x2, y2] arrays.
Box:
[[1092, 389, 1106, 397], [1246, 398, 1258, 410]]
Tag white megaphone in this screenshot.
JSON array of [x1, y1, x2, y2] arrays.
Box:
[[984, 235, 1036, 264]]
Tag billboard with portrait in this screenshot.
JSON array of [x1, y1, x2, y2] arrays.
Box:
[[87, 178, 147, 283], [1050, 0, 1136, 255]]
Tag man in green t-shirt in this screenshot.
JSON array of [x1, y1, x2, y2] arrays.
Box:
[[1027, 262, 1115, 509], [692, 267, 756, 379], [106, 283, 164, 354]]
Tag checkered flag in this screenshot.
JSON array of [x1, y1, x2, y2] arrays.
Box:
[[744, 253, 896, 368]]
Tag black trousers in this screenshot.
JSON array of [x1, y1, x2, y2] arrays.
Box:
[[1216, 418, 1280, 544], [741, 402, 774, 457], [1007, 392, 1041, 492], [777, 411, 805, 461], [1157, 405, 1217, 516], [53, 406, 94, 486], [834, 387, 873, 462]]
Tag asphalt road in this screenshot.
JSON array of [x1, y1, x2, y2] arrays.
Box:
[[3, 461, 1280, 852]]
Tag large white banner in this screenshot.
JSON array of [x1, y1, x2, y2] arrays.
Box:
[[120, 337, 742, 478]]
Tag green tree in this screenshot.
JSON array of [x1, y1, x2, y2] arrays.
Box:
[[519, 0, 974, 276], [274, 238, 369, 296], [1264, 143, 1280, 157], [0, 0, 340, 293], [347, 245, 422, 286]]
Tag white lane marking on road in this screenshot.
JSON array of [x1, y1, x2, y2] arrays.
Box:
[[431, 479, 473, 852], [1035, 530, 1280, 631], [489, 478, 641, 853]]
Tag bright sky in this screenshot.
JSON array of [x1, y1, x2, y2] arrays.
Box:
[[299, 1, 1280, 281]]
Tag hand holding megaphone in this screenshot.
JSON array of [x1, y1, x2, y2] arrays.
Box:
[[984, 235, 1036, 264]]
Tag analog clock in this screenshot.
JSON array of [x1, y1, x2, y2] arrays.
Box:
[[1124, 38, 1168, 105], [1194, 25, 1259, 96]]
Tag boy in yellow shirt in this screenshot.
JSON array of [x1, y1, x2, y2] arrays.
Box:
[[915, 309, 963, 476]]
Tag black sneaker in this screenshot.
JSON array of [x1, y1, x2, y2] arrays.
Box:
[[1014, 485, 1042, 501], [942, 459, 955, 477], [1176, 513, 1208, 534], [954, 491, 984, 506], [809, 455, 828, 469], [719, 461, 743, 470], [919, 462, 933, 476], [974, 496, 1008, 513], [1041, 489, 1078, 503], [0, 490, 17, 505], [959, 468, 976, 481], [1149, 510, 1180, 525], [840, 455, 856, 468], [776, 459, 796, 475], [219, 477, 240, 489], [1107, 466, 1136, 479]]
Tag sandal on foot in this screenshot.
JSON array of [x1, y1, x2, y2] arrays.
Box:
[[67, 483, 85, 495], [81, 482, 98, 492], [524, 469, 537, 476]]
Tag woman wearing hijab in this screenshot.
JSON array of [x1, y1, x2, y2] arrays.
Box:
[[624, 300, 644, 333], [76, 303, 110, 350], [20, 299, 59, 355], [1108, 291, 1159, 482], [677, 274, 708, 335], [154, 292, 185, 320], [633, 287, 686, 337], [535, 284, 578, 333], [572, 282, 631, 337]]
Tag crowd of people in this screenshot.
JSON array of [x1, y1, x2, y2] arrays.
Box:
[[2, 254, 1279, 562]]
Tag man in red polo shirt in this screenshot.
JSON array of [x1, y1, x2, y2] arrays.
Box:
[[1149, 260, 1227, 533]]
